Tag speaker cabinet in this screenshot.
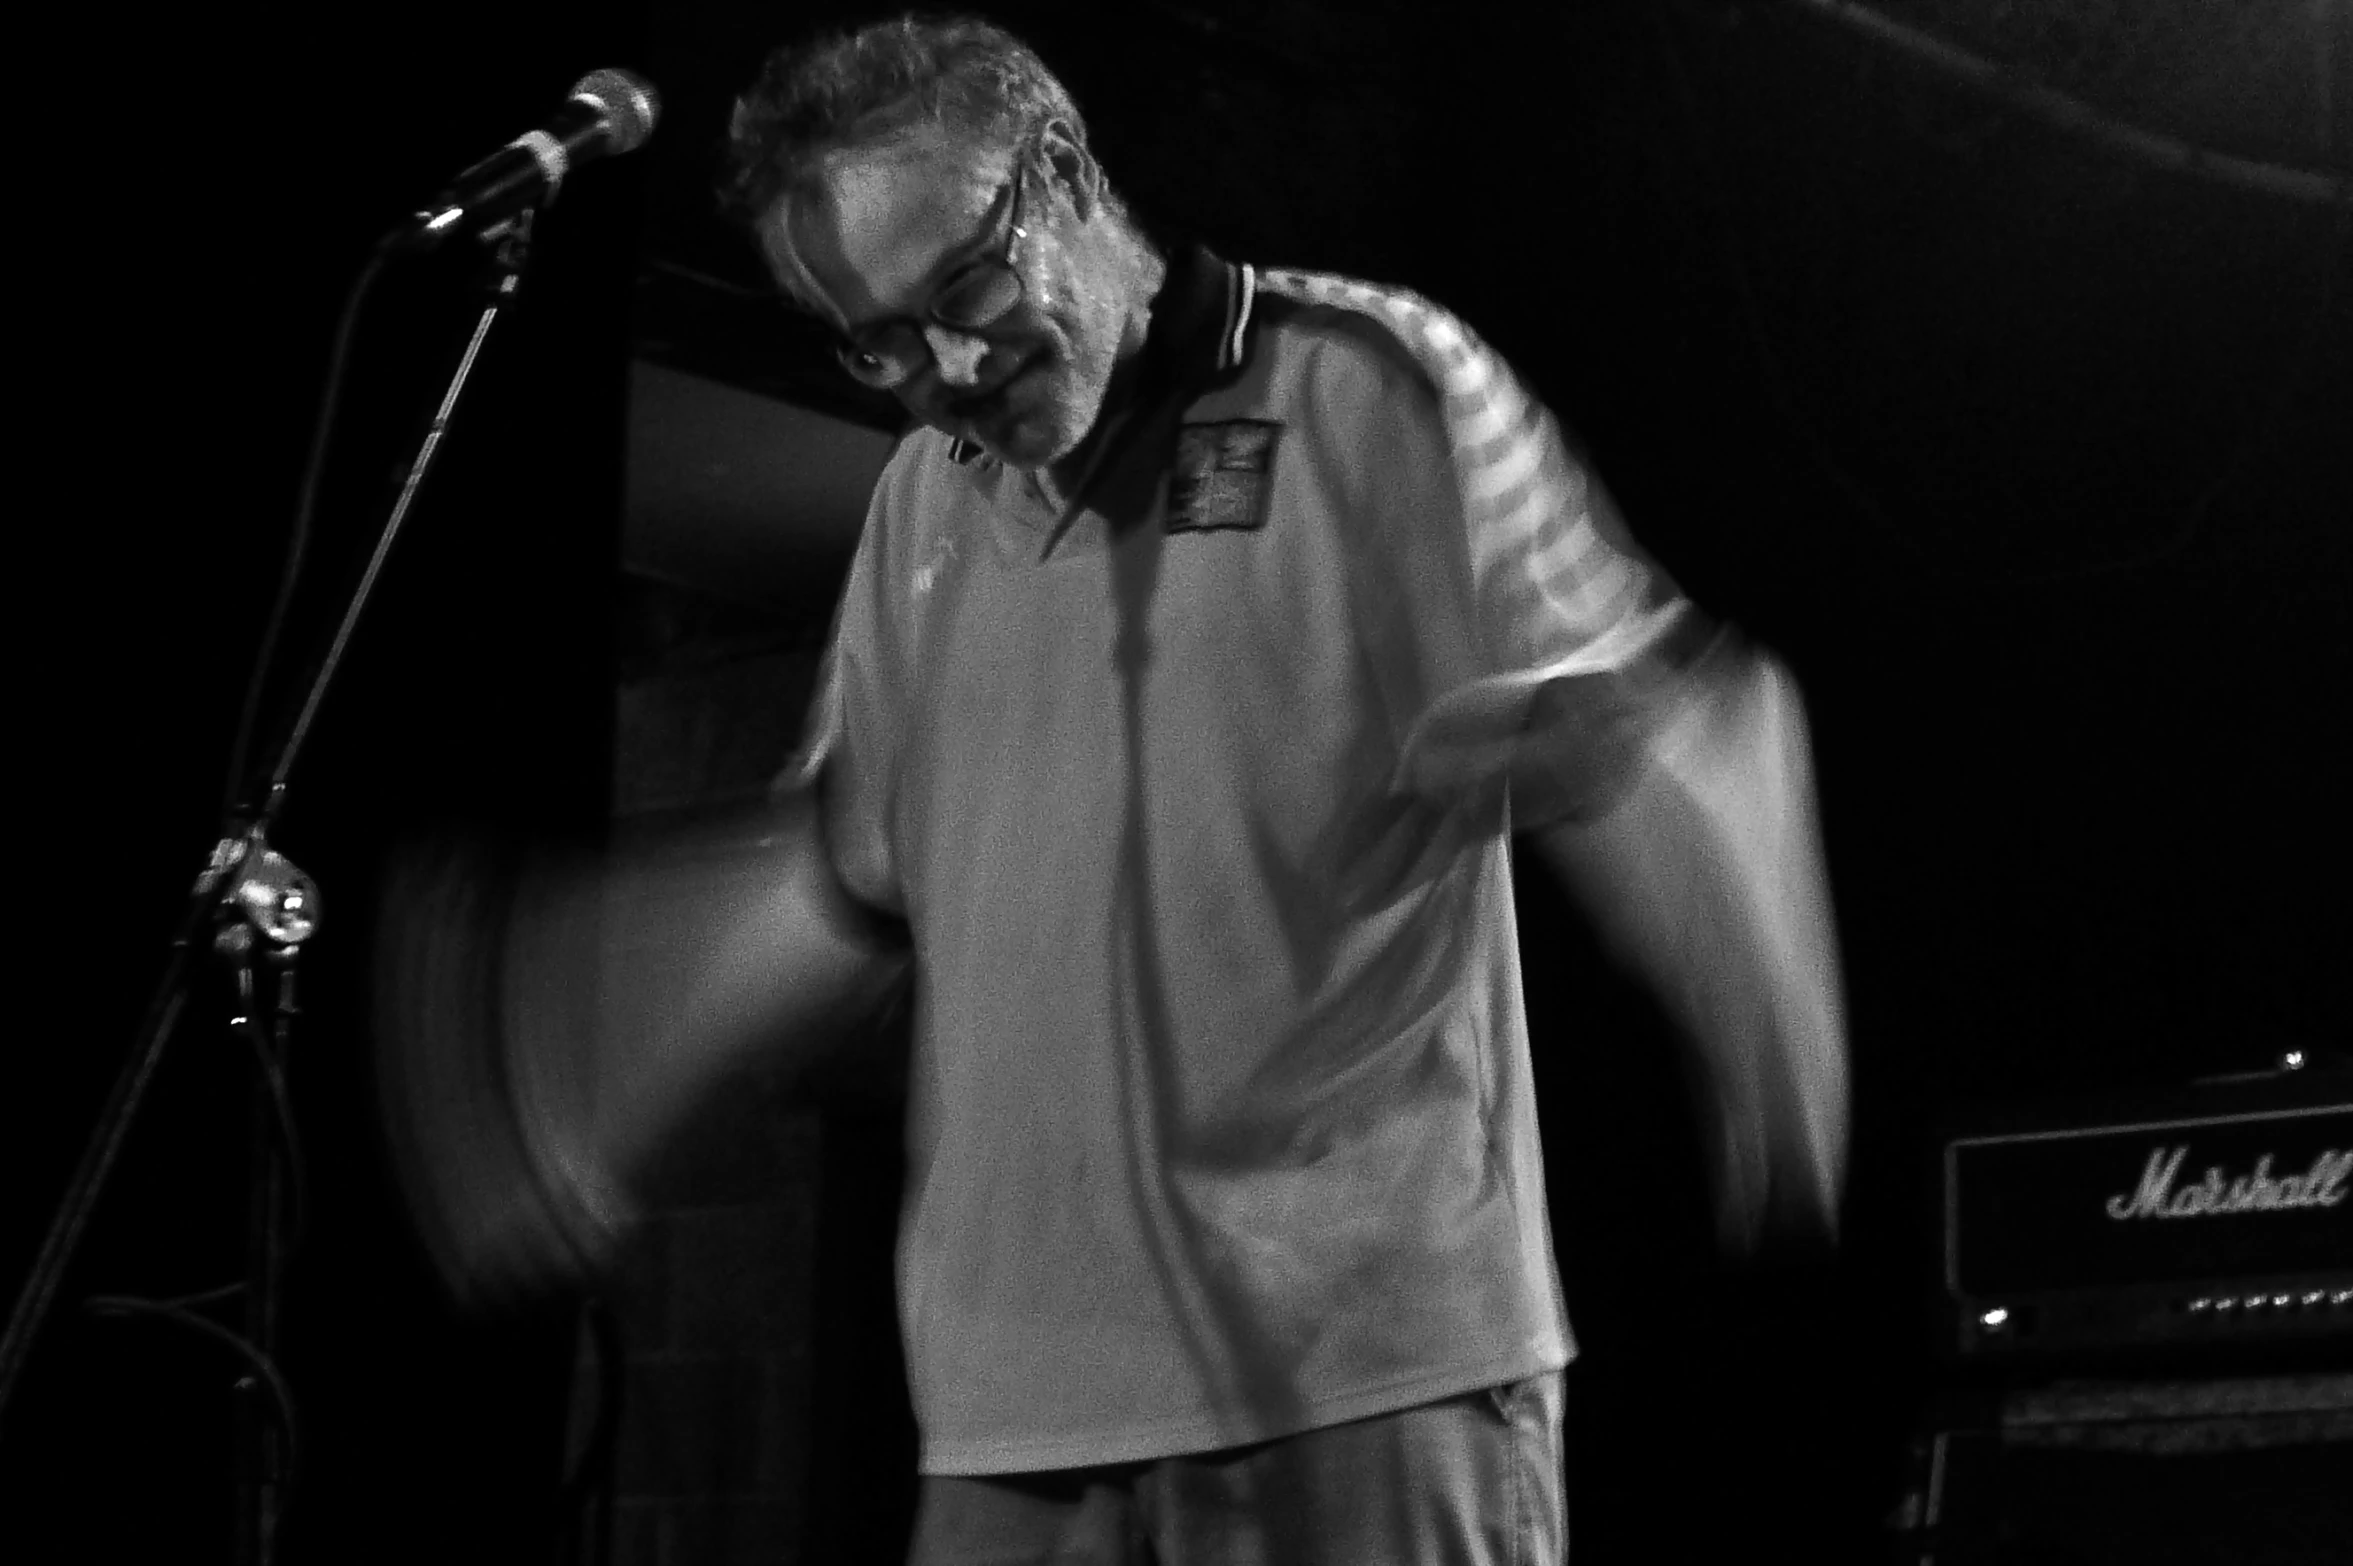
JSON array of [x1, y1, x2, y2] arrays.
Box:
[[1892, 1373, 2353, 1565]]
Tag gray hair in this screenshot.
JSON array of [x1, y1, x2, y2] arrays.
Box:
[[722, 14, 1105, 231]]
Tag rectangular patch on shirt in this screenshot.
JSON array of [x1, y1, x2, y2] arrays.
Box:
[[1167, 420, 1280, 533]]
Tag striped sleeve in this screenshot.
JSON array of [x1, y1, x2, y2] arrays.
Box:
[[1259, 270, 1704, 819]]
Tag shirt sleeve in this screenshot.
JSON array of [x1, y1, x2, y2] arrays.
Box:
[[779, 451, 909, 914], [1315, 300, 1705, 825]]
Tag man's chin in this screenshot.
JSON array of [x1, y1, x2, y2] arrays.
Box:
[[958, 360, 1101, 470]]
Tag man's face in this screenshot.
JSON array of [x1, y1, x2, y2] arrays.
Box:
[[757, 124, 1128, 471]]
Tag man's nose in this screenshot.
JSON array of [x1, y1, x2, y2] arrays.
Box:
[[922, 323, 989, 388]]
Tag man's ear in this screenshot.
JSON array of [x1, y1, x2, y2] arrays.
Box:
[[1037, 118, 1103, 220]]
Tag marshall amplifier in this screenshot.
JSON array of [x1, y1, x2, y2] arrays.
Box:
[[1943, 1070, 2353, 1358]]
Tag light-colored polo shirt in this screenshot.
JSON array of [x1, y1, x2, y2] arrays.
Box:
[[798, 248, 1694, 1474]]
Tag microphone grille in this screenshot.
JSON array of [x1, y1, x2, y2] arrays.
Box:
[[570, 68, 661, 154]]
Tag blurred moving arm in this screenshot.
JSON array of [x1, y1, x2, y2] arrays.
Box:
[[376, 785, 906, 1304], [1526, 641, 1849, 1251]]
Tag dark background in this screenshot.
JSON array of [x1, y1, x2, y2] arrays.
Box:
[[8, 1, 2347, 1561]]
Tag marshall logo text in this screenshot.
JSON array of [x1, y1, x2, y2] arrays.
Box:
[[2104, 1145, 2353, 1221]]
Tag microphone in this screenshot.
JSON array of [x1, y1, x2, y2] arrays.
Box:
[[404, 68, 659, 248]]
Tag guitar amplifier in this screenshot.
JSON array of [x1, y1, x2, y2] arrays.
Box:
[[1943, 1069, 2353, 1359]]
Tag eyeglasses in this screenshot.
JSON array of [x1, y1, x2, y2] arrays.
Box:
[[833, 163, 1030, 390]]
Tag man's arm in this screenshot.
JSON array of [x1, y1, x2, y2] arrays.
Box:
[[1526, 644, 1847, 1251], [378, 786, 906, 1303], [541, 786, 903, 1177]]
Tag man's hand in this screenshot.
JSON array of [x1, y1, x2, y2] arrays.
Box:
[[374, 833, 621, 1308]]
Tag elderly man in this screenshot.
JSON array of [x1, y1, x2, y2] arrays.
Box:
[[397, 14, 1846, 1565]]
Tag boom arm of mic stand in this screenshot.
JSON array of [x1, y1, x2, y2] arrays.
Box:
[[0, 209, 546, 1433]]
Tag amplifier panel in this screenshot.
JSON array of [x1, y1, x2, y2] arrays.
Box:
[[1944, 1091, 2353, 1357]]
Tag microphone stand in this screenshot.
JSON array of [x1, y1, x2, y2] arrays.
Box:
[[0, 205, 545, 1566]]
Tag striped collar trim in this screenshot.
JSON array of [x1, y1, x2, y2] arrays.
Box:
[[1219, 260, 1257, 374]]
